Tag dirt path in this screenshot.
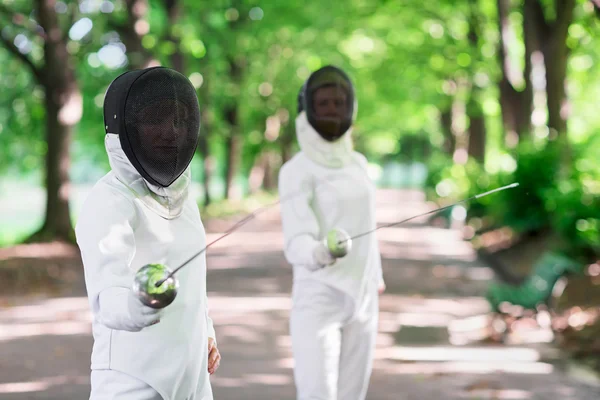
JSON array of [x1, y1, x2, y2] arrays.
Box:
[[0, 189, 598, 399]]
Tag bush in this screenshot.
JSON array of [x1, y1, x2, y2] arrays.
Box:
[[548, 142, 600, 261], [424, 138, 600, 262], [423, 151, 504, 224], [495, 141, 561, 234], [199, 190, 279, 219]]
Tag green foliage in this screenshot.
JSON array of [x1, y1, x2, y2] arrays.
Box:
[[424, 151, 506, 226], [199, 190, 278, 219], [0, 57, 44, 175], [497, 141, 561, 233], [547, 138, 600, 261], [425, 136, 600, 262], [0, 0, 600, 253]]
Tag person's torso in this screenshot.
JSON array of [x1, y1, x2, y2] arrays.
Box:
[[292, 153, 379, 299], [90, 173, 210, 399]]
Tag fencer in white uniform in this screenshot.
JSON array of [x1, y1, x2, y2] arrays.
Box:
[[75, 67, 220, 400], [278, 65, 385, 400]]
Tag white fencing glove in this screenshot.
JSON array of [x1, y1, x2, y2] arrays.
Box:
[[126, 291, 163, 330], [98, 287, 163, 332], [311, 241, 336, 269]]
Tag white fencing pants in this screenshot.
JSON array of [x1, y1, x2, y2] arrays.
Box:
[[290, 280, 379, 400], [90, 369, 213, 400]]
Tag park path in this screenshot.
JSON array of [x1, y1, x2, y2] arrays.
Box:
[[0, 189, 598, 399]]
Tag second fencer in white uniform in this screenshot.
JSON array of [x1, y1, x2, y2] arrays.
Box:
[[278, 65, 385, 400]]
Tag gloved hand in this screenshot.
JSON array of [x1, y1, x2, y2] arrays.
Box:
[[312, 241, 336, 268], [98, 287, 163, 332], [126, 290, 163, 331]]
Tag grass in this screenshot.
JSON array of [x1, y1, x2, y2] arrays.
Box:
[[0, 190, 280, 248], [0, 220, 41, 248], [199, 190, 280, 220]]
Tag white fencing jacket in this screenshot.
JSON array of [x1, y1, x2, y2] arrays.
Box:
[[279, 112, 384, 301], [75, 134, 215, 400]]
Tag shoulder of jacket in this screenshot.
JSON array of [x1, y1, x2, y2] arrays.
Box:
[[78, 173, 136, 221], [352, 151, 368, 165], [280, 153, 311, 176], [351, 152, 370, 173], [74, 172, 143, 240]]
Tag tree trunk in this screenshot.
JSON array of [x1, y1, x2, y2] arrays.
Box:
[[544, 42, 568, 139], [525, 0, 574, 139], [248, 152, 276, 193], [467, 0, 487, 163], [197, 84, 213, 205], [193, 56, 213, 206], [524, 0, 575, 169], [280, 120, 295, 164], [542, 0, 575, 139], [223, 57, 243, 200], [197, 112, 212, 206], [262, 152, 276, 191], [224, 127, 242, 200], [120, 0, 157, 69], [164, 0, 184, 72], [592, 0, 600, 17], [467, 94, 486, 163], [248, 153, 265, 194], [497, 0, 536, 146], [28, 0, 82, 243], [497, 0, 520, 144], [519, 0, 538, 136], [439, 106, 455, 155], [161, 0, 213, 206]]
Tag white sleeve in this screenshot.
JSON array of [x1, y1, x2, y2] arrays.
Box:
[[278, 161, 322, 269], [205, 295, 216, 342], [354, 152, 384, 286], [190, 202, 216, 342], [373, 233, 384, 285], [75, 187, 139, 330]]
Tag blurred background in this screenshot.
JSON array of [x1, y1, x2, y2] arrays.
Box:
[[0, 0, 599, 398]]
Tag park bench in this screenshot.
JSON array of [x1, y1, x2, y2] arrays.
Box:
[[484, 251, 583, 341], [486, 251, 582, 314]]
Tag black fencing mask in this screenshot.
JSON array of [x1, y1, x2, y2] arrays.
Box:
[[297, 65, 356, 142], [104, 66, 200, 187]]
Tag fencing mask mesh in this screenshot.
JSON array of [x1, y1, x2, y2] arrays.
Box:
[[104, 66, 200, 187], [297, 65, 356, 142]]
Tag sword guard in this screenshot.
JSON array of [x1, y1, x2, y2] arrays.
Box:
[[133, 263, 179, 309], [325, 228, 352, 258]]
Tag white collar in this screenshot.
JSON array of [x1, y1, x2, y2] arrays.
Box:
[[295, 111, 354, 168], [105, 134, 190, 219]]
